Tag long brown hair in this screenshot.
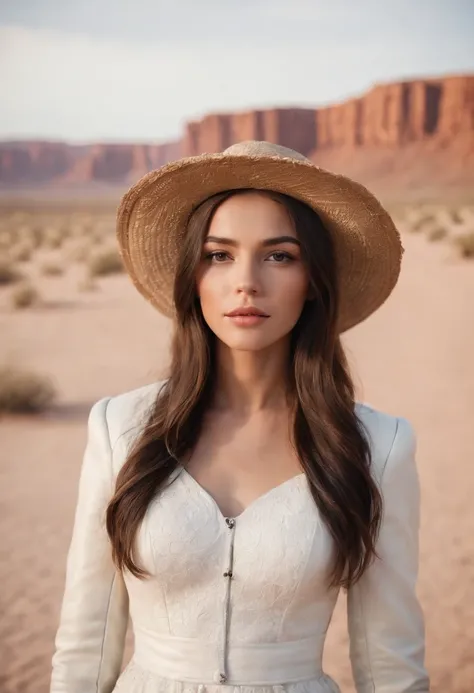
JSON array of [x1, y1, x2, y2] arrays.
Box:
[[106, 189, 383, 591]]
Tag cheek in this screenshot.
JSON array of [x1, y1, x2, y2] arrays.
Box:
[[272, 268, 309, 307], [196, 269, 224, 313]]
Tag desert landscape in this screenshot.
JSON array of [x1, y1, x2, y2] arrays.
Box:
[[0, 193, 473, 693], [1, 72, 474, 693], [2, 74, 474, 201]]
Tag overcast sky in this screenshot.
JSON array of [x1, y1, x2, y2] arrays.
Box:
[[1, 0, 473, 143]]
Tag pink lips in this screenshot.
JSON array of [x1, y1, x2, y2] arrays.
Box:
[[225, 306, 270, 327]]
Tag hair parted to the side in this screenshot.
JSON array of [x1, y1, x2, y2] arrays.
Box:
[[106, 188, 383, 591]]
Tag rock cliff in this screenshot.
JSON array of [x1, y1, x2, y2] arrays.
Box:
[[1, 74, 472, 198]]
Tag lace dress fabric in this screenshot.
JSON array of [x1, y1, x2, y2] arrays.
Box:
[[114, 466, 342, 692], [50, 382, 430, 693]]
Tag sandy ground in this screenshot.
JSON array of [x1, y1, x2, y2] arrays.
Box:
[[1, 230, 473, 693]]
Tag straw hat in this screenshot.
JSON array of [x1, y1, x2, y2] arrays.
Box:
[[116, 140, 403, 333]]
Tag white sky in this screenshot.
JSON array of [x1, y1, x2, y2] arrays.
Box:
[[1, 0, 473, 143]]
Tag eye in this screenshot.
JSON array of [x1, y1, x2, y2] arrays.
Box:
[[205, 251, 230, 263], [267, 251, 293, 263]]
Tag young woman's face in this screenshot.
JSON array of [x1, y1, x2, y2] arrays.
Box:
[[196, 192, 311, 352]]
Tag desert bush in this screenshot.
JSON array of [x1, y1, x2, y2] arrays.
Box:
[[67, 242, 90, 263], [11, 282, 40, 309], [78, 275, 99, 292], [409, 213, 435, 233], [29, 225, 46, 249], [81, 222, 95, 236], [44, 228, 64, 250], [453, 231, 474, 259], [0, 259, 23, 286], [449, 208, 463, 225], [91, 230, 104, 245], [427, 226, 448, 242], [58, 224, 73, 240], [0, 365, 56, 413], [41, 261, 64, 276], [88, 248, 124, 277], [10, 241, 33, 263], [8, 224, 32, 246]]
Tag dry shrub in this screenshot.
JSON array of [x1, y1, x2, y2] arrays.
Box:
[[10, 224, 36, 247], [10, 241, 33, 263], [41, 261, 64, 276], [0, 259, 23, 286], [67, 242, 91, 263], [88, 248, 124, 277], [427, 226, 448, 242], [44, 229, 64, 250], [449, 208, 463, 225], [58, 224, 72, 241], [29, 225, 46, 249], [78, 275, 99, 292], [80, 222, 95, 236], [0, 365, 56, 413], [409, 213, 435, 233], [91, 231, 104, 245], [453, 231, 474, 259], [11, 281, 40, 309]]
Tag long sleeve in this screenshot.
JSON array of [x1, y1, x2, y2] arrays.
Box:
[[347, 417, 430, 693], [50, 396, 129, 693]]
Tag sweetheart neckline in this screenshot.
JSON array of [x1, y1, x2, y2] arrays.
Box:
[[178, 465, 307, 523]]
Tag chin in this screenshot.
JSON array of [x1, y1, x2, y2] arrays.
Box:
[[217, 332, 282, 352]]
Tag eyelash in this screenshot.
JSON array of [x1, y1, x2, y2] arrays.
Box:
[[204, 251, 294, 263]]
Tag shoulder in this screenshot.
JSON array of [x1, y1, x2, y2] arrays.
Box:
[[92, 381, 167, 470], [355, 401, 417, 484], [105, 380, 166, 438]]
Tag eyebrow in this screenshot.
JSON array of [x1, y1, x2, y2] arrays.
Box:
[[204, 235, 301, 247]]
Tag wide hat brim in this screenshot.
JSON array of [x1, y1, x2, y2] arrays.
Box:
[[116, 142, 403, 333]]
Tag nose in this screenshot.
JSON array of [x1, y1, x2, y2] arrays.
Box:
[[237, 281, 257, 295], [234, 257, 261, 296]]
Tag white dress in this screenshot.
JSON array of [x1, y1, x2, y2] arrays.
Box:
[[50, 381, 430, 693]]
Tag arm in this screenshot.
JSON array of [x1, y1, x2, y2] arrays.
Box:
[[347, 417, 430, 693], [50, 397, 129, 693]]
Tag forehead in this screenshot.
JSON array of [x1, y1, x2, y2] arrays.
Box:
[[207, 192, 296, 239]]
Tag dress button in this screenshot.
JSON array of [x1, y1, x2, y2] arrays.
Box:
[[225, 517, 235, 528], [214, 670, 227, 683]]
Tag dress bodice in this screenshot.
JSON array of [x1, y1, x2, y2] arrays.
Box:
[[50, 381, 430, 693]]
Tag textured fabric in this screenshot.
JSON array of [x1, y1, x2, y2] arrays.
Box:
[[50, 381, 430, 693]]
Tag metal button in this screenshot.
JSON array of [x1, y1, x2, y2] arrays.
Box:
[[223, 570, 233, 578], [225, 517, 235, 528], [219, 673, 227, 683]]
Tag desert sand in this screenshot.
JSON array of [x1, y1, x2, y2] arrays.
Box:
[[1, 222, 473, 693]]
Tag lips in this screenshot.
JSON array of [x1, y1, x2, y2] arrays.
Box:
[[225, 307, 270, 317]]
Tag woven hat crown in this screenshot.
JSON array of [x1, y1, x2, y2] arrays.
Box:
[[223, 141, 309, 162]]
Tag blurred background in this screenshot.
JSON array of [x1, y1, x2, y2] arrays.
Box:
[[1, 2, 473, 692]]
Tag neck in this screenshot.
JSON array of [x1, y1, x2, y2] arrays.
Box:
[[211, 338, 291, 415]]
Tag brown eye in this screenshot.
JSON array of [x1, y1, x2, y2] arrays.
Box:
[[206, 251, 229, 262], [267, 252, 293, 263]]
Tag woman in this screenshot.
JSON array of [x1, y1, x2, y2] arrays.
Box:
[[50, 141, 430, 693]]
